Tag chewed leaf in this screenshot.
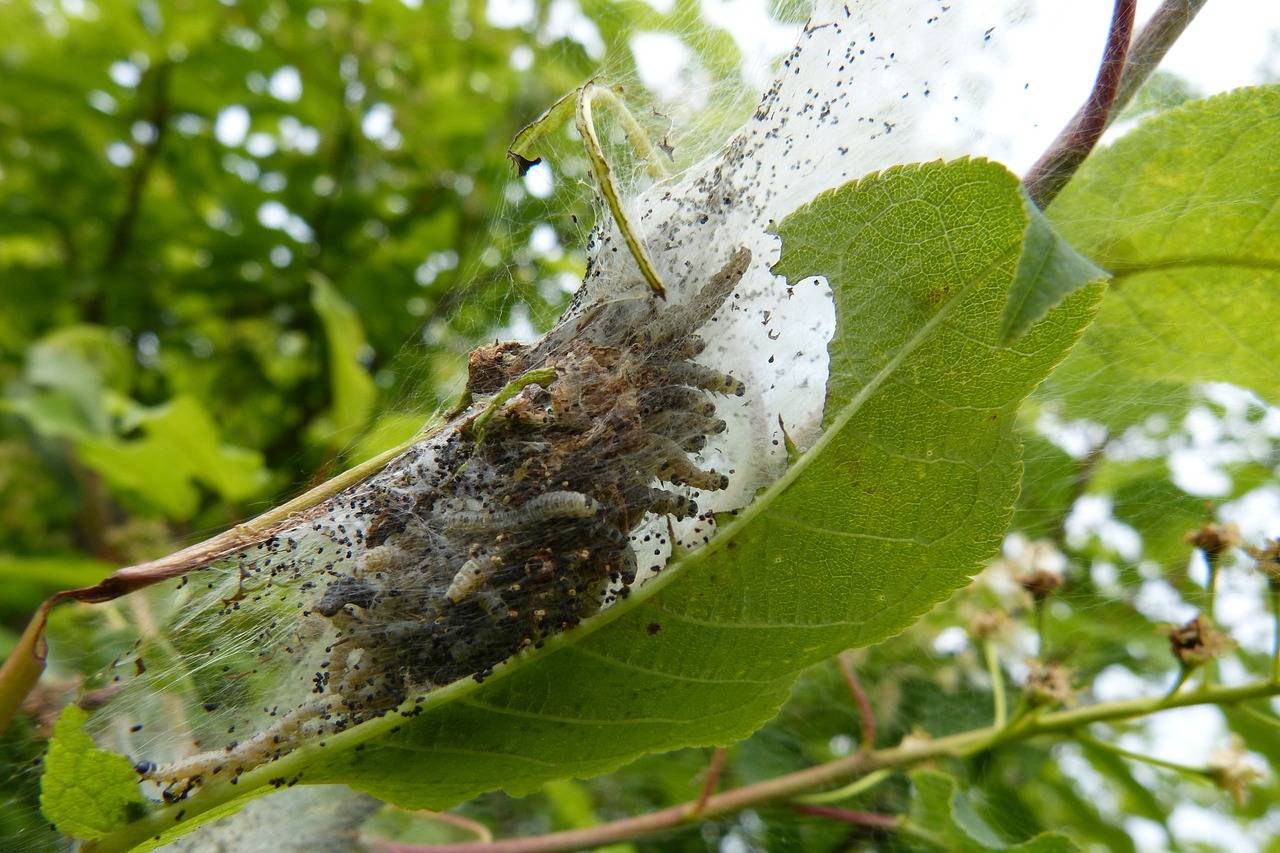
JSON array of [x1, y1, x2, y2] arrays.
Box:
[[999, 196, 1107, 344], [55, 3, 1114, 845], [297, 159, 1101, 809], [910, 769, 1081, 851], [41, 705, 149, 840]]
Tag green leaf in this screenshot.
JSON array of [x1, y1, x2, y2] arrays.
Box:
[[299, 159, 1100, 808], [1044, 85, 1280, 421], [308, 272, 378, 448], [909, 769, 1079, 851], [76, 396, 267, 519], [1078, 740, 1172, 834], [999, 197, 1107, 344], [0, 554, 112, 592], [40, 705, 149, 840]]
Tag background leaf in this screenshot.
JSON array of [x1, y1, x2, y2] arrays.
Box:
[[39, 705, 148, 841], [1043, 85, 1280, 424]]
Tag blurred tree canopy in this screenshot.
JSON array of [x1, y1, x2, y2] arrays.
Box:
[[0, 0, 734, 608]]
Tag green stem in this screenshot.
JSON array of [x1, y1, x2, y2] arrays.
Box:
[[1164, 665, 1193, 699], [574, 82, 668, 298], [1237, 705, 1280, 730], [1204, 556, 1220, 687], [1271, 586, 1280, 684], [795, 768, 894, 806], [579, 85, 669, 180], [1074, 732, 1210, 779], [463, 366, 557, 447], [1035, 600, 1048, 658], [983, 640, 1007, 729], [506, 81, 670, 298]]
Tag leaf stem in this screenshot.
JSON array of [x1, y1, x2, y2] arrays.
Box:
[[984, 640, 1007, 729], [357, 679, 1280, 853], [1164, 665, 1193, 699], [1236, 705, 1280, 730], [1272, 586, 1280, 684], [791, 804, 902, 832], [687, 748, 728, 817], [574, 82, 668, 298], [1035, 599, 1048, 658]]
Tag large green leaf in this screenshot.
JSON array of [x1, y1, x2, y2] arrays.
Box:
[[1042, 85, 1280, 424], [298, 159, 1101, 807], [75, 396, 268, 520], [63, 159, 1101, 849]]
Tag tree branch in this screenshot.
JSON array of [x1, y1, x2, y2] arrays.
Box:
[[1111, 0, 1210, 118], [103, 62, 173, 272], [366, 679, 1280, 853], [837, 651, 876, 749], [1024, 0, 1137, 207]]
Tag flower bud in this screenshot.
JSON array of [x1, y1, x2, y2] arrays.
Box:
[[1018, 569, 1063, 602], [1246, 538, 1280, 591], [1185, 522, 1241, 565], [1023, 660, 1072, 708], [1160, 616, 1233, 669], [1208, 738, 1261, 805]]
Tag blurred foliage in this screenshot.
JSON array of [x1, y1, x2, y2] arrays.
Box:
[[2, 0, 1279, 851]]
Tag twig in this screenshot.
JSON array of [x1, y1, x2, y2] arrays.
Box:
[[795, 767, 893, 806], [836, 651, 876, 749], [983, 640, 1008, 729], [103, 62, 173, 272], [299, 679, 1280, 853], [1111, 0, 1210, 118], [688, 748, 728, 816], [1074, 732, 1210, 779], [1023, 0, 1137, 207], [791, 804, 899, 832], [408, 810, 495, 843]]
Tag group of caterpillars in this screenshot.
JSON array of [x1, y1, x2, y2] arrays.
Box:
[[133, 246, 753, 793]]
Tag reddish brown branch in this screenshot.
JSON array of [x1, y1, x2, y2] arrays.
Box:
[[365, 680, 1280, 853], [1024, 0, 1137, 207], [690, 747, 728, 815], [792, 804, 901, 831], [837, 651, 876, 749], [1113, 0, 1210, 115]]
